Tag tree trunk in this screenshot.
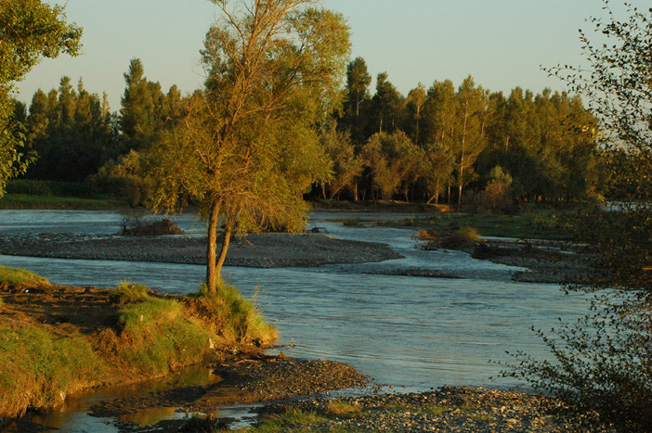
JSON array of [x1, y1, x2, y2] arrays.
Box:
[[205, 199, 221, 294], [214, 216, 233, 286], [458, 184, 463, 208], [352, 182, 358, 201]]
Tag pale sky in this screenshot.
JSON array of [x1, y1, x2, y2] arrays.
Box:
[[15, 0, 647, 111]]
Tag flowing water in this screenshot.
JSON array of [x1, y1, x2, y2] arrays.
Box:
[[0, 209, 589, 432]]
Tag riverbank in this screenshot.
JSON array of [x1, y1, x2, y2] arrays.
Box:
[[0, 275, 285, 424], [244, 386, 609, 433]]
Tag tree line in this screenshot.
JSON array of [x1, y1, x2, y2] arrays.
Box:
[[9, 57, 603, 209]]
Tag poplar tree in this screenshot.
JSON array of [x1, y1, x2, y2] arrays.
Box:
[[340, 57, 371, 145], [150, 0, 350, 293]]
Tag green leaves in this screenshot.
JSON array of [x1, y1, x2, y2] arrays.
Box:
[[0, 0, 82, 197]]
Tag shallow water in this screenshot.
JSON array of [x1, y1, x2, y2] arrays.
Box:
[[0, 209, 589, 431]]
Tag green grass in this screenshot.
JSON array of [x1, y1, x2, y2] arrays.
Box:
[[186, 283, 278, 344], [326, 400, 362, 418], [0, 266, 49, 286], [247, 408, 329, 432], [0, 272, 278, 420], [0, 325, 105, 419], [0, 193, 128, 210], [100, 296, 214, 376], [108, 281, 152, 304], [378, 208, 578, 241]]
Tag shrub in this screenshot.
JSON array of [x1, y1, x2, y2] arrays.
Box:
[[480, 167, 514, 214], [420, 226, 481, 250], [89, 150, 153, 207], [119, 216, 183, 236]]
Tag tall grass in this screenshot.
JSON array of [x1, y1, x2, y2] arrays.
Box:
[[0, 325, 104, 419], [186, 283, 278, 344], [98, 295, 214, 376], [0, 274, 278, 420], [0, 266, 48, 286]]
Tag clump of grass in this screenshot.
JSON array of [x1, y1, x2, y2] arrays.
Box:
[[98, 290, 214, 376], [181, 413, 228, 432], [421, 226, 481, 250], [326, 399, 361, 417], [185, 283, 278, 345], [0, 266, 49, 286], [0, 325, 105, 419], [342, 218, 364, 228], [109, 281, 152, 304], [256, 408, 328, 431]]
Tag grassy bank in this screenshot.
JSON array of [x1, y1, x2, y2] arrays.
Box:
[[0, 193, 128, 210], [0, 273, 277, 422], [372, 207, 578, 241]]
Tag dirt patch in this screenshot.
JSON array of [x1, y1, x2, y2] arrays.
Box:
[[0, 232, 402, 268]]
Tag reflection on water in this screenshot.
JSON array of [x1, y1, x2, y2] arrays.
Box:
[[0, 210, 590, 431]]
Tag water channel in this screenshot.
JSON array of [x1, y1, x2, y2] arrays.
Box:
[[0, 209, 589, 432]]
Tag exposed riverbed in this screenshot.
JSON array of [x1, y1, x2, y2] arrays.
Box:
[[0, 209, 590, 431]]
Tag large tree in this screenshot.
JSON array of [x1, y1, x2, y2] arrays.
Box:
[[150, 0, 350, 293], [0, 0, 81, 195]]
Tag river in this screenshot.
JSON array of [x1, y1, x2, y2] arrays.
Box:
[[0, 209, 588, 432]]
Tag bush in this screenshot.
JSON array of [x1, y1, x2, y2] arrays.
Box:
[[503, 291, 652, 432], [89, 150, 153, 207], [420, 226, 481, 250], [119, 216, 183, 236]]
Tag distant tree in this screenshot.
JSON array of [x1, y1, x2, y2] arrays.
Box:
[[0, 0, 81, 196], [149, 0, 350, 293], [119, 59, 161, 153], [339, 57, 372, 145], [454, 76, 487, 207], [25, 78, 114, 181], [361, 131, 422, 201], [404, 83, 427, 146], [422, 80, 458, 204], [367, 72, 404, 136], [320, 123, 363, 200]]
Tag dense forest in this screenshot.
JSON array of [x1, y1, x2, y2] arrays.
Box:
[[8, 56, 605, 209]]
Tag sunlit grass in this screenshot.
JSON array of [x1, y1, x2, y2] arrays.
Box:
[[0, 265, 49, 286], [0, 325, 105, 419], [185, 282, 278, 344]]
